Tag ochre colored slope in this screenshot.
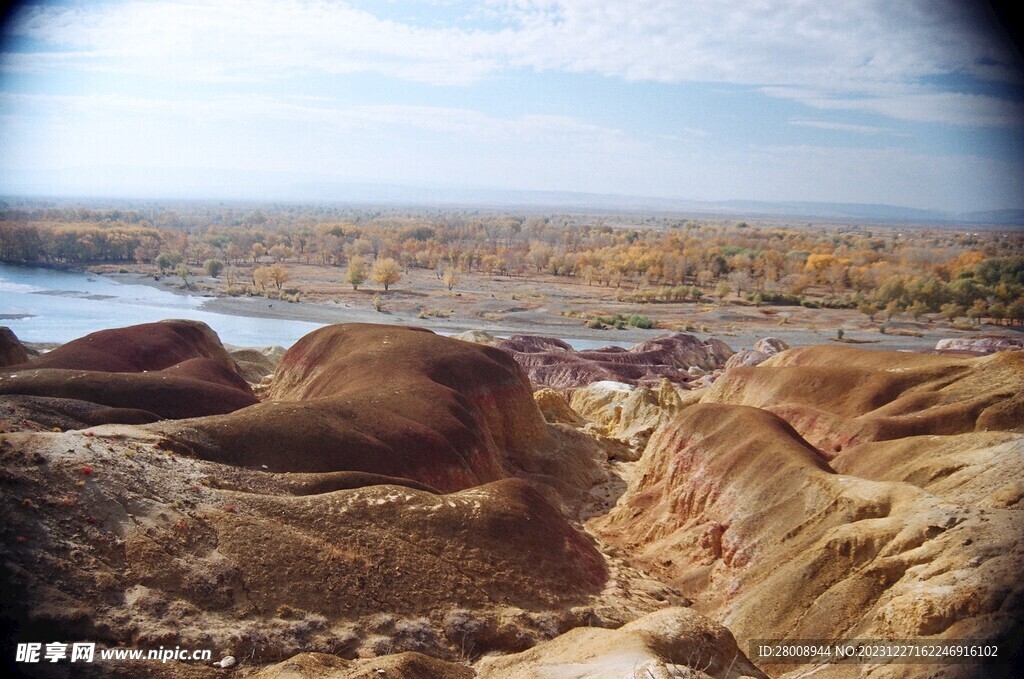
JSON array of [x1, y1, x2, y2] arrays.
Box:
[[476, 606, 766, 678], [0, 430, 608, 667], [592, 402, 1023, 665], [705, 344, 1023, 455]]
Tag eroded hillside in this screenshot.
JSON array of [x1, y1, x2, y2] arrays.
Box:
[[1, 322, 1020, 678]]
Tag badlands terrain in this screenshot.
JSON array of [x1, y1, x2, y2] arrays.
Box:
[[0, 320, 1021, 678]]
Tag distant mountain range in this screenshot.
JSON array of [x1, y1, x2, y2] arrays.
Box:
[[2, 169, 1021, 226], [265, 183, 1024, 226]]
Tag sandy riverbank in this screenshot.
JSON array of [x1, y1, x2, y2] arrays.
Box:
[[95, 267, 1017, 353]]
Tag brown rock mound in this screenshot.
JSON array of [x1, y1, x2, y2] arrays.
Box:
[[0, 326, 31, 367], [0, 321, 258, 424], [0, 394, 163, 431], [702, 344, 1024, 456], [495, 332, 734, 389], [592, 403, 1024, 669], [23, 319, 239, 373], [723, 336, 789, 370], [148, 324, 604, 502], [0, 368, 256, 421]]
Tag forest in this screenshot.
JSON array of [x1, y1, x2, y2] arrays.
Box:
[[1, 202, 1022, 326]]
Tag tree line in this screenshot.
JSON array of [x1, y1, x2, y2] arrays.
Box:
[[1, 205, 1021, 324]]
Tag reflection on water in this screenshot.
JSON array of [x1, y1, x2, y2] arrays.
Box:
[[0, 264, 324, 347]]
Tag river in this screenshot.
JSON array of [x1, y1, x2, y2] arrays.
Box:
[[0, 264, 638, 350], [0, 264, 325, 347]]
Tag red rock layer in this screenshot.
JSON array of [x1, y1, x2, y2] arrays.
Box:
[[0, 321, 257, 424], [496, 332, 734, 389]]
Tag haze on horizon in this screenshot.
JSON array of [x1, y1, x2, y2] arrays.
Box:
[[0, 0, 1022, 214]]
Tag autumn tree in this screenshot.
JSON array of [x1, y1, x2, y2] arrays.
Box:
[[372, 257, 402, 291], [175, 263, 192, 288], [1008, 299, 1024, 326], [442, 268, 460, 291], [969, 298, 988, 324], [250, 243, 266, 263], [155, 254, 172, 274], [858, 301, 879, 322], [268, 243, 292, 262], [940, 302, 966, 323], [204, 259, 224, 278], [907, 300, 928, 321], [268, 263, 290, 290], [346, 255, 368, 290], [253, 266, 270, 292]]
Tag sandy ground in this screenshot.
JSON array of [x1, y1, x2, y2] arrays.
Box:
[[98, 265, 1021, 352]]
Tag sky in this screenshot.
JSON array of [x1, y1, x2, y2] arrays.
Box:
[[0, 0, 1022, 213]]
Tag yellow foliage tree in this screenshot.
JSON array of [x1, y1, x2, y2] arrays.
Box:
[[372, 257, 402, 291]]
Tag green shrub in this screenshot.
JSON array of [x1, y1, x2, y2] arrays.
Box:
[[628, 314, 654, 329], [749, 291, 801, 305]]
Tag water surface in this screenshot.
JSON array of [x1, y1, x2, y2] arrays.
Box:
[[0, 264, 324, 347], [0, 264, 645, 350]]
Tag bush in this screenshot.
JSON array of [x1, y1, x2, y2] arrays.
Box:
[[820, 296, 856, 309], [589, 313, 655, 329], [204, 259, 224, 278], [628, 314, 654, 329], [748, 291, 802, 306]]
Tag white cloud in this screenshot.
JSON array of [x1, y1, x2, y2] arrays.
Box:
[[767, 86, 1024, 128], [789, 119, 901, 136], [0, 90, 637, 159], [3, 0, 505, 85], [3, 0, 1020, 125]]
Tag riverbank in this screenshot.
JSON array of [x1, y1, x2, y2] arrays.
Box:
[[94, 265, 1017, 353], [98, 268, 674, 346], [0, 259, 997, 353]]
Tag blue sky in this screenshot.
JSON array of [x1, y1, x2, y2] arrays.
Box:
[[0, 0, 1021, 212]]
